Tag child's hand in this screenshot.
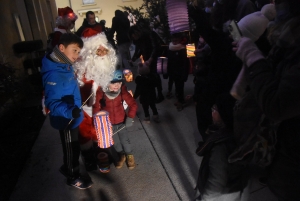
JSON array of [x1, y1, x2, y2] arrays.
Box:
[[125, 117, 133, 127], [72, 107, 81, 118]]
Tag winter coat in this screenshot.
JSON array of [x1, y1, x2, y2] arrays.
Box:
[[109, 10, 130, 45], [167, 47, 189, 82], [131, 31, 164, 73], [75, 19, 102, 37], [93, 85, 137, 125], [196, 126, 247, 201], [41, 55, 83, 130], [243, 15, 300, 201], [133, 74, 157, 104], [189, 6, 243, 108]]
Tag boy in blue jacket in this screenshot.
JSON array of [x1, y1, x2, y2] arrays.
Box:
[[41, 33, 92, 189]]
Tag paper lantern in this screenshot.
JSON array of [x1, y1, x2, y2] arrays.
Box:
[[186, 44, 196, 57], [157, 57, 168, 74], [166, 0, 190, 34], [123, 69, 133, 82], [93, 111, 114, 148]]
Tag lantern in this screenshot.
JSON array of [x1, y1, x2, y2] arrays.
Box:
[[123, 69, 133, 82], [166, 0, 190, 34], [186, 43, 196, 58], [157, 57, 168, 74]]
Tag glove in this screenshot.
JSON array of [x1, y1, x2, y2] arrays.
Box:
[[235, 37, 265, 67], [72, 107, 81, 118], [125, 117, 133, 127]]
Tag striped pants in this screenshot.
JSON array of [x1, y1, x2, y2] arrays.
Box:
[[59, 126, 80, 179]]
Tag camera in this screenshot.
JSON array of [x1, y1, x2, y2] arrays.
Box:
[[228, 20, 242, 42]]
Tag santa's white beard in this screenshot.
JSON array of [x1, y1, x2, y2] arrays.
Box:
[[77, 56, 115, 90]]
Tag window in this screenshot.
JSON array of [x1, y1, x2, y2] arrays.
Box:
[[82, 0, 95, 5]]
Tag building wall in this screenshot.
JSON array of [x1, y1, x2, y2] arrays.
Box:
[[55, 0, 143, 31], [0, 0, 57, 74]]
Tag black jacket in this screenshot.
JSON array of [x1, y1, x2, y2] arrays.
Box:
[[244, 15, 300, 201], [196, 126, 247, 200], [133, 74, 157, 104], [109, 10, 130, 45], [132, 31, 164, 73], [75, 19, 102, 37], [167, 48, 189, 82]]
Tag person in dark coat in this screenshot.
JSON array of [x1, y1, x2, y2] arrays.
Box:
[[188, 0, 256, 140], [75, 11, 102, 37], [167, 32, 190, 111], [129, 25, 165, 103], [108, 10, 131, 69], [232, 0, 300, 200], [195, 93, 248, 201], [134, 63, 160, 123]]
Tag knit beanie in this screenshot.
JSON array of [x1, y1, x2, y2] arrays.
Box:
[[237, 4, 276, 41]]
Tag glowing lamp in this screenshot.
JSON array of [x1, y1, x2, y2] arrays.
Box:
[[123, 69, 133, 82], [186, 44, 196, 57]]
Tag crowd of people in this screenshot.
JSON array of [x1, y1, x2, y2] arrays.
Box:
[[40, 0, 300, 200]]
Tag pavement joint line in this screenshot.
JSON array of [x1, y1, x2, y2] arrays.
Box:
[[136, 114, 183, 201]]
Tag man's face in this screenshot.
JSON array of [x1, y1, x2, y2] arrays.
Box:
[[108, 82, 122, 92], [59, 43, 81, 63], [96, 45, 108, 56], [87, 14, 96, 25]]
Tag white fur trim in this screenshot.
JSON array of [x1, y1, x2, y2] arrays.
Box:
[[82, 105, 92, 117], [74, 33, 117, 92]]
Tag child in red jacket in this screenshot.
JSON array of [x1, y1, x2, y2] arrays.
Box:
[[93, 70, 138, 170]]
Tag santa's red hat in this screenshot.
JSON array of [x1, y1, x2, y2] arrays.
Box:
[[56, 6, 78, 28], [82, 28, 100, 38]]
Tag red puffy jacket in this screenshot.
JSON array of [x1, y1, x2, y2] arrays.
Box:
[[93, 85, 137, 124]]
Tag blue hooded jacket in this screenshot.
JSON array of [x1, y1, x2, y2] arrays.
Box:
[[41, 55, 83, 130]]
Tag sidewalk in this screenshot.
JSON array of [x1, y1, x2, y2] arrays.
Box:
[[9, 75, 278, 201]]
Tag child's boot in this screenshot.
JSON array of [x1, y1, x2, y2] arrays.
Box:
[[126, 154, 136, 170], [115, 152, 126, 169]]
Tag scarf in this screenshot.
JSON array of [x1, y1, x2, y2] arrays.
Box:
[[105, 88, 121, 100], [50, 46, 74, 65], [169, 42, 186, 51]]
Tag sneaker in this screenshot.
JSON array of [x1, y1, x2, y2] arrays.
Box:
[[143, 116, 150, 123], [67, 177, 93, 190], [126, 154, 136, 170], [99, 166, 110, 173], [153, 115, 160, 123], [166, 92, 173, 99], [115, 153, 126, 169]]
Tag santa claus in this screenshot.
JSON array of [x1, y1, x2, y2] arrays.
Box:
[[73, 28, 118, 173]]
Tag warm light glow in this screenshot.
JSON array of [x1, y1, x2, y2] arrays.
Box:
[[186, 44, 196, 57]]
